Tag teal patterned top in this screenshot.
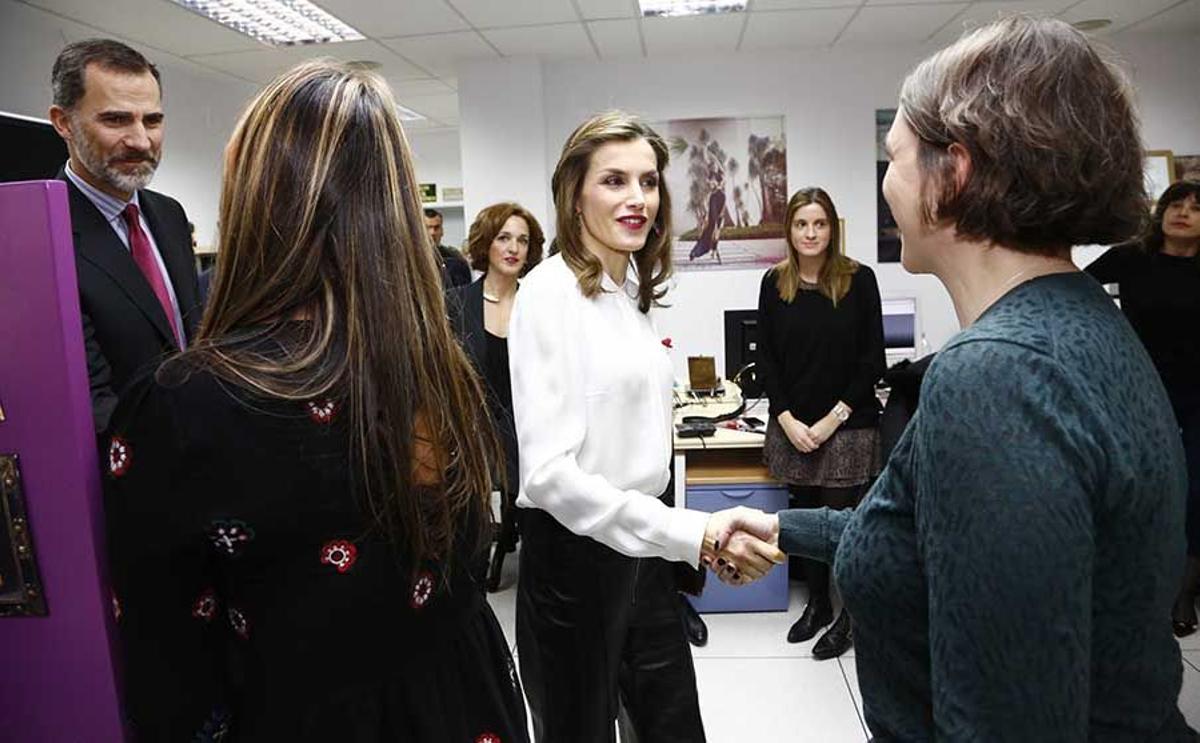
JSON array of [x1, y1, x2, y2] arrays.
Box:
[[779, 272, 1193, 741]]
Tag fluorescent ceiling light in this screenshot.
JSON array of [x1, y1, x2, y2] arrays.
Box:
[[168, 0, 365, 46], [395, 105, 425, 122], [640, 0, 746, 18]]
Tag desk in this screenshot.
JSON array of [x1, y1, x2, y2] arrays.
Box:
[[672, 391, 774, 507]]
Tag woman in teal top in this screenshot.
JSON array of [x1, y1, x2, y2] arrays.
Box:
[[716, 16, 1194, 740]]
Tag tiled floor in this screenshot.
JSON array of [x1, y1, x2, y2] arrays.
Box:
[[486, 548, 1200, 742]]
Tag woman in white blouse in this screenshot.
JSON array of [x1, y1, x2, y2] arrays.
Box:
[[508, 111, 782, 742]]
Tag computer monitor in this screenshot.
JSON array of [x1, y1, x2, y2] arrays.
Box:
[[723, 309, 763, 398], [0, 112, 68, 183], [881, 297, 918, 366]]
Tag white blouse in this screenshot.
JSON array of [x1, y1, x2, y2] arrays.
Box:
[[508, 254, 708, 566]]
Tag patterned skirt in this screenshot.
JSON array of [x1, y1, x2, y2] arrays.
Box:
[[763, 418, 881, 488]]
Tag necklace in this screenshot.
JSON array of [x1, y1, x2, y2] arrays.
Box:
[[972, 259, 1073, 322], [483, 279, 518, 304]]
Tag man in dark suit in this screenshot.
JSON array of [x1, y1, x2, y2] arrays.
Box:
[[423, 208, 472, 287], [48, 39, 201, 435]]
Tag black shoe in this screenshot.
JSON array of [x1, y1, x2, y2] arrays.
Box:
[[812, 610, 852, 660], [677, 595, 708, 647], [786, 599, 833, 644], [1172, 595, 1198, 638]]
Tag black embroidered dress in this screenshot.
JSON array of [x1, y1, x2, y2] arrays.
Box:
[[104, 354, 527, 742]]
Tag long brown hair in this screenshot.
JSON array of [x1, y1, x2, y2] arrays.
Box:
[[550, 111, 673, 314], [189, 60, 496, 572], [772, 187, 858, 305]]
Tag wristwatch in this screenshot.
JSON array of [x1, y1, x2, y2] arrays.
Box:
[[832, 403, 850, 422]]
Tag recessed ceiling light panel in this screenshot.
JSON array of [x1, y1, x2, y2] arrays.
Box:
[[640, 1, 747, 19], [168, 0, 365, 46], [395, 104, 425, 122], [1071, 18, 1113, 32]]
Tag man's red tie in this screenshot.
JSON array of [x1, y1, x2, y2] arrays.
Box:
[[122, 203, 182, 347]]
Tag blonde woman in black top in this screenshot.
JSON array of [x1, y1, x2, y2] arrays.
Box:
[[757, 187, 885, 658]]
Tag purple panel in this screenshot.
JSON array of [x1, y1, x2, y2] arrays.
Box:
[[0, 180, 125, 741]]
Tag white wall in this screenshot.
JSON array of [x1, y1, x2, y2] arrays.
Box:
[[455, 33, 1200, 378], [408, 129, 467, 248], [0, 0, 256, 250]]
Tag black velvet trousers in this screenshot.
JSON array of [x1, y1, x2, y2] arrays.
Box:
[[516, 507, 706, 743]]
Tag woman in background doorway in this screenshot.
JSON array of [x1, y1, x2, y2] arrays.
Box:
[[1086, 179, 1200, 636], [448, 201, 545, 591], [757, 186, 885, 659]]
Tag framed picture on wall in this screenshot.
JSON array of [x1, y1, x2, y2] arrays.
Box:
[[1174, 154, 1200, 182], [1144, 150, 1174, 204], [655, 116, 788, 272], [876, 109, 901, 263]]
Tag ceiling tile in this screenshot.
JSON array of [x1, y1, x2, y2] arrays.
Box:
[[389, 78, 456, 98], [642, 14, 745, 55], [381, 32, 499, 77], [24, 0, 264, 56], [483, 23, 595, 58], [839, 2, 969, 44], [315, 0, 470, 37], [588, 19, 644, 57], [576, 0, 638, 20], [753, 0, 859, 8], [1118, 0, 1200, 34], [399, 92, 460, 121], [925, 1, 1078, 45], [1062, 0, 1187, 33], [740, 7, 855, 49], [864, 0, 972, 4], [447, 0, 579, 28], [189, 40, 427, 84]]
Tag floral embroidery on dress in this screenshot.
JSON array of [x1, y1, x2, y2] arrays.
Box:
[[207, 520, 255, 557], [410, 570, 435, 609], [319, 540, 358, 574], [192, 704, 231, 742], [305, 398, 338, 424], [228, 607, 250, 640], [108, 436, 131, 477], [192, 588, 218, 622], [476, 733, 502, 743]]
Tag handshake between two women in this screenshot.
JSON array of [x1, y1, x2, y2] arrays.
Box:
[[700, 507, 784, 586]]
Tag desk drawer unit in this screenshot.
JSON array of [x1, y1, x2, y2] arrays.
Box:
[[686, 484, 789, 613]]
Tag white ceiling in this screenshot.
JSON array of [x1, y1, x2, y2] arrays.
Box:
[[14, 0, 1200, 132]]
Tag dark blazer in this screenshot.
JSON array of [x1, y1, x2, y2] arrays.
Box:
[[59, 168, 202, 435], [438, 244, 473, 288], [446, 279, 518, 491]]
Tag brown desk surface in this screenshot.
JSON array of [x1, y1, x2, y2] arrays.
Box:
[[682, 447, 774, 485]]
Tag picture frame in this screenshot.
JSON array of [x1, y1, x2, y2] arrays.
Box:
[[1144, 150, 1175, 205]]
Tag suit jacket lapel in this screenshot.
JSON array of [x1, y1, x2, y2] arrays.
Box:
[[464, 279, 487, 365], [62, 175, 178, 347]]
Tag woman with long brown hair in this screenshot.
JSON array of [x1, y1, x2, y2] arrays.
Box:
[[103, 61, 527, 741], [757, 186, 885, 658], [508, 111, 783, 742]]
